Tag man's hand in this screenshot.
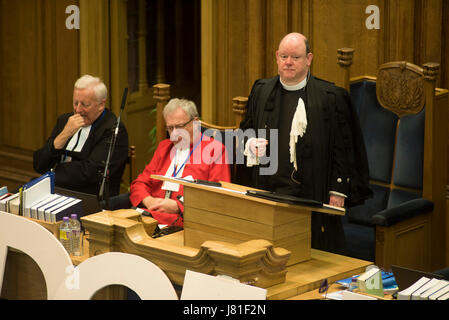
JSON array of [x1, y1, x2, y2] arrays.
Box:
[[142, 196, 179, 214], [329, 194, 345, 207], [248, 138, 268, 157], [53, 114, 86, 149]]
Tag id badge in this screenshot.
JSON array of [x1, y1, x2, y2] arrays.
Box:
[[161, 180, 180, 192]]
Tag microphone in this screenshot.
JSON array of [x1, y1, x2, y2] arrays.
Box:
[[120, 87, 128, 110], [115, 87, 128, 135], [98, 87, 128, 209]]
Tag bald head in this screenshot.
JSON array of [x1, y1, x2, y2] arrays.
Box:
[[278, 33, 310, 55], [275, 32, 313, 85]]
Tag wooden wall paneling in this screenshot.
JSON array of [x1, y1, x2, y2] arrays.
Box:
[[225, 0, 249, 126], [43, 0, 57, 139], [123, 0, 157, 178], [291, 0, 313, 38], [110, 0, 134, 188], [215, 0, 230, 126], [0, 0, 45, 151], [46, 0, 80, 135], [311, 0, 383, 84], [110, 0, 129, 117], [444, 0, 449, 266], [0, 1, 46, 190], [443, 1, 449, 91], [201, 0, 216, 123], [0, 0, 79, 191], [421, 64, 448, 270], [266, 0, 289, 78], [164, 0, 201, 112], [247, 0, 265, 89], [154, 0, 166, 84], [384, 0, 415, 63], [413, 0, 443, 88], [79, 0, 110, 104]]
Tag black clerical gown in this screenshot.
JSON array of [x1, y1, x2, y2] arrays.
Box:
[[239, 75, 371, 254], [33, 109, 129, 196]]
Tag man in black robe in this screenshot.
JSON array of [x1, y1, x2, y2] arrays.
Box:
[[239, 32, 371, 254], [33, 75, 129, 197]]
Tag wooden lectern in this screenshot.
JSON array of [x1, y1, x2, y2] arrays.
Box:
[[153, 175, 345, 266]]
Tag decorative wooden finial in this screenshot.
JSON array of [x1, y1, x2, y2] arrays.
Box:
[[422, 63, 440, 81], [152, 83, 170, 100], [232, 96, 247, 115], [337, 48, 355, 67], [232, 96, 248, 127]]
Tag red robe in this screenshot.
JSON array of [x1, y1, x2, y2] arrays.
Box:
[[129, 136, 231, 226]]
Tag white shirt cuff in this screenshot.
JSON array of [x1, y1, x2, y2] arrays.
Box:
[[244, 138, 259, 167]]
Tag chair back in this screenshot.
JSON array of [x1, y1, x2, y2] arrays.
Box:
[[200, 121, 240, 183], [346, 62, 428, 225]]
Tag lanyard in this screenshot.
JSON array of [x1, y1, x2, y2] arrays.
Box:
[[172, 133, 203, 178]]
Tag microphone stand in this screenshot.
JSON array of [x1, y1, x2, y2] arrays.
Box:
[[98, 87, 128, 210]]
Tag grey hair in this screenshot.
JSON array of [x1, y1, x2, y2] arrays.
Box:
[[163, 98, 199, 120], [74, 74, 107, 103]]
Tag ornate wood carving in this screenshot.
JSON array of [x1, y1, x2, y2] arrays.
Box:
[[422, 62, 440, 81], [337, 48, 355, 91], [337, 48, 355, 68], [153, 83, 171, 144], [81, 210, 290, 288], [232, 96, 248, 127], [377, 61, 425, 117]]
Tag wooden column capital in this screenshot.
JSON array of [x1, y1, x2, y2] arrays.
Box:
[[337, 48, 355, 67], [422, 63, 440, 82], [232, 96, 248, 127], [152, 83, 170, 100]]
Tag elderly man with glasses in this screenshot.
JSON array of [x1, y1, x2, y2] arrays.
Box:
[[33, 74, 129, 196], [129, 98, 230, 227]]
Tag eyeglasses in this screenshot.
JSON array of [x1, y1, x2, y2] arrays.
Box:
[[73, 100, 95, 109], [166, 118, 194, 132], [278, 54, 302, 62]]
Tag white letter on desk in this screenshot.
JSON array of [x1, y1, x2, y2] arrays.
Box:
[[0, 212, 178, 300], [0, 212, 73, 299]]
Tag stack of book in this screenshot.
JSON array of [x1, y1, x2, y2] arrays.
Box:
[[397, 277, 449, 300], [0, 172, 83, 222]]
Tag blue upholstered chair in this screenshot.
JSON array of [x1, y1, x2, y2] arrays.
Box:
[[340, 60, 448, 271]]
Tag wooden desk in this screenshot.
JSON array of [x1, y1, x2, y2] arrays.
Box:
[[152, 176, 345, 266], [148, 230, 372, 300], [267, 249, 371, 300], [288, 283, 394, 300], [1, 209, 371, 300]]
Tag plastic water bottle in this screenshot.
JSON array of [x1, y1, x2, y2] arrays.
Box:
[[69, 214, 82, 256], [348, 276, 358, 292], [59, 216, 72, 254]]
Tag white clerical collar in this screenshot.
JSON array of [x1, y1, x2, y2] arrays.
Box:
[[280, 76, 307, 91], [66, 125, 92, 153]]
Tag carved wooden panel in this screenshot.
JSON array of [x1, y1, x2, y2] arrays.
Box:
[[377, 61, 425, 117]]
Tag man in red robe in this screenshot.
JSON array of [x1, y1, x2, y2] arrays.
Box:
[[129, 98, 231, 227]]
